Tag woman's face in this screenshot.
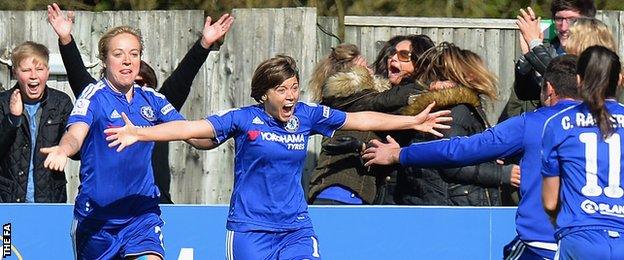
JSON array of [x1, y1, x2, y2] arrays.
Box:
[[387, 40, 414, 85], [104, 33, 141, 91], [264, 76, 300, 123]]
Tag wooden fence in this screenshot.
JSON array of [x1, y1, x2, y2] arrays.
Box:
[[1, 8, 623, 203]]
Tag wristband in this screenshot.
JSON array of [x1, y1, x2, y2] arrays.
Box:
[[529, 39, 543, 50]]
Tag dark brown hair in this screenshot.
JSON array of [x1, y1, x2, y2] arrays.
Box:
[[138, 60, 158, 89], [250, 55, 299, 103], [542, 54, 580, 100], [551, 0, 596, 18], [577, 45, 621, 138]]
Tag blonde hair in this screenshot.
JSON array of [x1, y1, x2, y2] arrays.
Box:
[[309, 44, 361, 102], [414, 42, 497, 100], [566, 18, 616, 56], [98, 26, 143, 76], [11, 41, 49, 68]]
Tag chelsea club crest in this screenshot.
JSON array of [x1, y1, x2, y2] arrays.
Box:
[[140, 106, 156, 121], [285, 116, 300, 133]]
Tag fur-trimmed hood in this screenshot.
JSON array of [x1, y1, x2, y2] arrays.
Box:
[[323, 66, 391, 99], [400, 86, 482, 116]]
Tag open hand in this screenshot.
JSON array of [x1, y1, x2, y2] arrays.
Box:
[[412, 102, 452, 137], [516, 7, 542, 49], [41, 146, 69, 171], [104, 112, 139, 152], [47, 3, 75, 45], [200, 14, 234, 49]]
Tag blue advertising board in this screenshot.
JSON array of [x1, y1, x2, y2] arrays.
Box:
[[0, 204, 516, 259]]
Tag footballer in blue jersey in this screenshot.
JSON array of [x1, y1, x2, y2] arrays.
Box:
[[42, 27, 184, 260], [363, 55, 580, 260], [104, 55, 451, 260], [73, 79, 182, 259], [208, 102, 345, 232], [542, 46, 624, 260]]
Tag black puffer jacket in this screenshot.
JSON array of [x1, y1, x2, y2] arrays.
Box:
[[0, 85, 73, 202], [395, 87, 512, 206]]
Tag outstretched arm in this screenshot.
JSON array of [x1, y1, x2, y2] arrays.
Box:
[[341, 102, 451, 137], [40, 122, 89, 171], [363, 115, 525, 167], [159, 14, 234, 110], [104, 113, 215, 152]]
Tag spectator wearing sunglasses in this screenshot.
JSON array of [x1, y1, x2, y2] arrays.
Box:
[[47, 3, 233, 203], [367, 34, 436, 204], [307, 44, 432, 205], [506, 0, 595, 118], [373, 35, 434, 87]]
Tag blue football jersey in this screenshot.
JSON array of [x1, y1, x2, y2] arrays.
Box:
[[542, 100, 624, 238], [206, 102, 346, 232], [399, 100, 579, 247], [67, 78, 184, 227]]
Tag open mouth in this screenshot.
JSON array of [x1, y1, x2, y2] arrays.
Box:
[[282, 103, 294, 116], [389, 64, 402, 78], [26, 82, 40, 94], [120, 69, 133, 75]]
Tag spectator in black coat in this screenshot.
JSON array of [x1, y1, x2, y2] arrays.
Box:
[[0, 41, 73, 203]]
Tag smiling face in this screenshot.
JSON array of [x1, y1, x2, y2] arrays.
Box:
[[104, 33, 141, 91], [554, 9, 582, 47], [387, 40, 414, 85], [263, 76, 299, 123], [14, 57, 49, 103]]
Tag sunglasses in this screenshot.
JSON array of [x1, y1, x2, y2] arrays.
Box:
[[392, 50, 412, 62]]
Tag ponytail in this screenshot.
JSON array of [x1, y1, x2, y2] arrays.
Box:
[[577, 45, 621, 139]]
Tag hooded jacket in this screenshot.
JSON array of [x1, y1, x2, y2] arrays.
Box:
[[308, 67, 422, 204]]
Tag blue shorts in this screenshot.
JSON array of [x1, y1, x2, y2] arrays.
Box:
[[225, 227, 321, 260], [503, 236, 556, 260], [71, 213, 165, 260], [557, 229, 624, 260]]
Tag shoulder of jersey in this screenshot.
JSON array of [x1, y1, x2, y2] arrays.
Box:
[[300, 101, 319, 108], [78, 81, 107, 100], [140, 85, 166, 99]]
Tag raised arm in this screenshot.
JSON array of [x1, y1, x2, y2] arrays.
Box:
[[40, 122, 89, 171], [341, 102, 451, 137], [159, 14, 234, 110], [104, 113, 215, 152], [47, 3, 96, 97]]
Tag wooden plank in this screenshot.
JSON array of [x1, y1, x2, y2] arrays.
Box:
[[345, 16, 518, 29]]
